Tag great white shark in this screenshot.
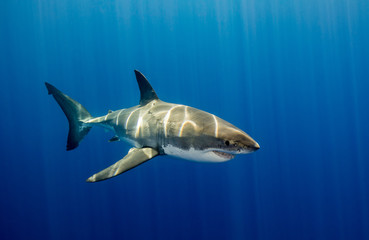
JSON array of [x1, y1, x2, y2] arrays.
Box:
[[45, 70, 260, 182]]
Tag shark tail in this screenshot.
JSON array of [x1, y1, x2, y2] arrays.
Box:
[[45, 82, 92, 151]]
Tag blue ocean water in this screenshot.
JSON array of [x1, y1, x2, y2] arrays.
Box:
[[1, 0, 369, 239]]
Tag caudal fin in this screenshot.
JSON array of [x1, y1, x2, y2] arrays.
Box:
[[45, 82, 92, 150]]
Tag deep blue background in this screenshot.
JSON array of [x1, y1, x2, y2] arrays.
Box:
[[1, 0, 369, 239]]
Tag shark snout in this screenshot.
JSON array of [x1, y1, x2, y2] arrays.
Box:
[[225, 129, 260, 154], [241, 136, 260, 153], [249, 141, 260, 151]]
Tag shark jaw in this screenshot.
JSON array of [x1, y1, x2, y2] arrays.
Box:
[[212, 150, 235, 160], [162, 144, 237, 162]]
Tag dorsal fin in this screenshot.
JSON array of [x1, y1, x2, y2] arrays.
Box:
[[134, 70, 159, 105]]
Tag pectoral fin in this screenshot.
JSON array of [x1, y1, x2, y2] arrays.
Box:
[[86, 147, 159, 182]]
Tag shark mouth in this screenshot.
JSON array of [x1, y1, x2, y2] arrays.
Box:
[[212, 151, 235, 160]]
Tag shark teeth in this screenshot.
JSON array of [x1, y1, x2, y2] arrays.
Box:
[[212, 151, 235, 160]]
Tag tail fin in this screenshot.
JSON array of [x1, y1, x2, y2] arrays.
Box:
[[45, 82, 92, 151]]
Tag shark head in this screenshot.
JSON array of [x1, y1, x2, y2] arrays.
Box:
[[162, 109, 260, 162], [201, 118, 260, 161], [210, 125, 260, 160]]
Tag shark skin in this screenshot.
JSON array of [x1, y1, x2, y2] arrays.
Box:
[[45, 70, 260, 182]]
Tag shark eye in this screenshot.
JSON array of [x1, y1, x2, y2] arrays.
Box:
[[225, 140, 230, 146]]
